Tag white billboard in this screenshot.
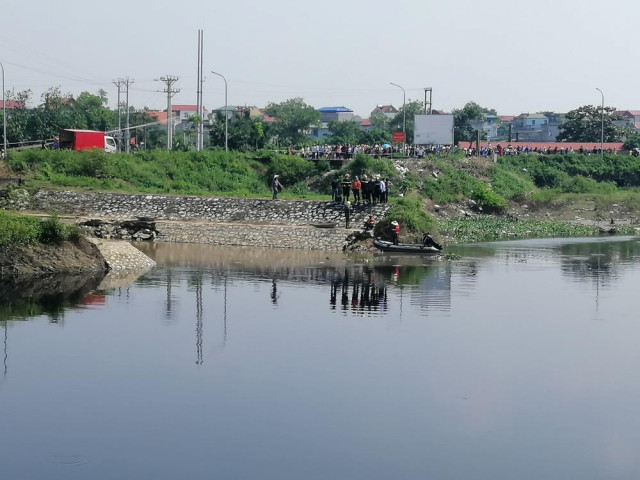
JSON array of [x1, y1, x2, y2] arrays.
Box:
[[414, 114, 454, 145]]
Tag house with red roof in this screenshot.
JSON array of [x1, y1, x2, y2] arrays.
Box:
[[0, 100, 24, 109], [370, 105, 398, 119], [614, 110, 640, 131]]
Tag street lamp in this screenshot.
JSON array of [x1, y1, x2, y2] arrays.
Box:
[[596, 87, 604, 161], [211, 71, 228, 152], [390, 82, 406, 155], [0, 61, 6, 158]]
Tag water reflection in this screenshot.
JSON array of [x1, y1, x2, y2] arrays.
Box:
[[4, 238, 640, 479], [0, 271, 105, 323]]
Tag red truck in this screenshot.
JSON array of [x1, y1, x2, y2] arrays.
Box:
[[58, 129, 117, 153]]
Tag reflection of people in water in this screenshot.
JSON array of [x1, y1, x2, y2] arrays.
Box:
[[351, 282, 360, 308], [271, 278, 279, 305], [330, 280, 338, 309], [327, 268, 389, 314], [341, 269, 349, 310]]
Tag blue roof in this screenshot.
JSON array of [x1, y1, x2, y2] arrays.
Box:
[[318, 106, 353, 113]]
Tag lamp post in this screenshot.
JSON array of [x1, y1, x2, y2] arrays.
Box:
[[211, 71, 228, 152], [596, 88, 604, 161], [390, 82, 406, 156], [1, 61, 6, 157]]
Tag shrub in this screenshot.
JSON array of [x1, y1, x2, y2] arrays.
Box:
[[38, 216, 68, 244], [471, 184, 508, 212], [375, 193, 435, 240]]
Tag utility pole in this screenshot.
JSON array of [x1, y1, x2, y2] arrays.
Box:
[[423, 87, 432, 114], [123, 77, 134, 153], [157, 75, 180, 150], [196, 30, 204, 151], [112, 78, 124, 151]]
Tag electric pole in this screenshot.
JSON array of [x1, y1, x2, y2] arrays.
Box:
[[112, 78, 124, 151], [423, 87, 432, 114], [157, 75, 180, 150], [123, 77, 134, 153], [196, 30, 204, 151]]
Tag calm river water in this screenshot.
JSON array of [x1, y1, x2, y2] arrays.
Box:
[[1, 237, 640, 479]]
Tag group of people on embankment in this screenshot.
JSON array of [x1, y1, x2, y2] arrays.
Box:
[[331, 173, 390, 205]]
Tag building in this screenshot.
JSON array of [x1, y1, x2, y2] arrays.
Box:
[[0, 100, 24, 109], [318, 106, 354, 123], [614, 110, 640, 131], [171, 104, 209, 122], [370, 105, 398, 119]]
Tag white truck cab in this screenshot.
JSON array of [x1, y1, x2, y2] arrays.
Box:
[[104, 136, 118, 153]]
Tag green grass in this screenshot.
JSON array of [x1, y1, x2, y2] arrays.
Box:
[[0, 211, 79, 246], [438, 217, 637, 244]]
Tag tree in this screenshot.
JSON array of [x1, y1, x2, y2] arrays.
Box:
[[452, 101, 487, 143], [264, 98, 320, 146], [557, 105, 625, 142], [74, 91, 116, 131], [3, 89, 32, 144], [327, 120, 361, 144], [209, 112, 268, 151], [359, 128, 391, 145], [27, 87, 85, 140]]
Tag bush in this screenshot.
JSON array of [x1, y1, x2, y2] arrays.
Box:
[[347, 153, 396, 179], [375, 193, 436, 241], [471, 184, 508, 212], [38, 216, 68, 244], [0, 212, 76, 247], [490, 167, 536, 201]]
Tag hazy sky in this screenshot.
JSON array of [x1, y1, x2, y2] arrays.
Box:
[[2, 0, 637, 117]]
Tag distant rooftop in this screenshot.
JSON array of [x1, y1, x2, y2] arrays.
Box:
[[318, 106, 353, 113]]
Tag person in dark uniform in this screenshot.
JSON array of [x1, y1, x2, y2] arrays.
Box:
[[341, 173, 351, 203]]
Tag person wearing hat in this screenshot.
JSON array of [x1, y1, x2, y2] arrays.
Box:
[[390, 220, 400, 245], [272, 174, 283, 200]]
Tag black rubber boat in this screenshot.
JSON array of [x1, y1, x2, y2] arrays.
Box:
[[373, 239, 442, 254]]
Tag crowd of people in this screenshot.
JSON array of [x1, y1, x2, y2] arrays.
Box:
[[291, 143, 454, 160], [463, 143, 620, 157], [332, 173, 391, 205]]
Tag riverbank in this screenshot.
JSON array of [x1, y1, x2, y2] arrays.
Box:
[[0, 235, 107, 276]]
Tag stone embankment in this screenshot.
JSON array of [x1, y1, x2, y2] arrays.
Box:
[[86, 238, 157, 271], [28, 191, 392, 251]]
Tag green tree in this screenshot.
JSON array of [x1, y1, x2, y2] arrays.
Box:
[[74, 91, 115, 131], [359, 128, 391, 145], [209, 112, 268, 151], [327, 120, 361, 144], [27, 87, 85, 140], [452, 101, 487, 143], [557, 105, 624, 142], [265, 98, 320, 146], [3, 89, 32, 144]]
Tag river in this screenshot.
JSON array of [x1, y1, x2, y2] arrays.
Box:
[[1, 237, 640, 479]]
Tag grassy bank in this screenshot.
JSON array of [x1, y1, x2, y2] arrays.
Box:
[[4, 148, 640, 242], [0, 211, 79, 247], [439, 217, 637, 244]]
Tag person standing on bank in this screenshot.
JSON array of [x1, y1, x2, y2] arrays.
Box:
[[331, 175, 340, 202], [391, 220, 400, 245], [341, 173, 351, 203], [272, 174, 283, 200], [351, 176, 361, 205]]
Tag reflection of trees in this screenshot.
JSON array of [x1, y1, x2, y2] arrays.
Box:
[[0, 271, 105, 323], [559, 240, 640, 286]]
